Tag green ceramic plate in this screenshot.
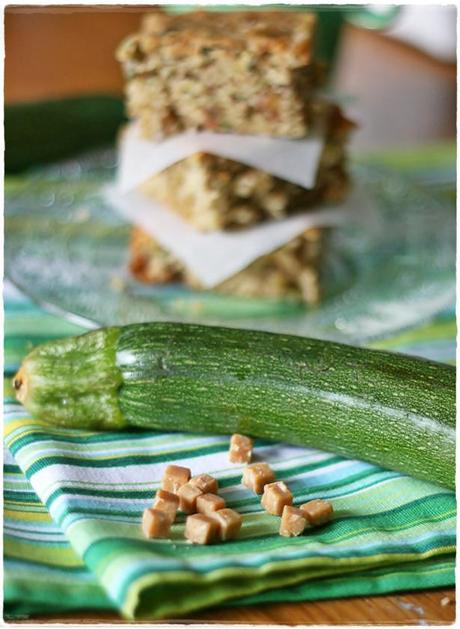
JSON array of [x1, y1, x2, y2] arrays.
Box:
[[4, 150, 455, 344]]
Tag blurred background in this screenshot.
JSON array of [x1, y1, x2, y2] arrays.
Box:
[[5, 3, 456, 154]]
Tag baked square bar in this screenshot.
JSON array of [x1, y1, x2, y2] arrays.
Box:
[[129, 226, 326, 305], [135, 103, 354, 232], [116, 9, 322, 139]]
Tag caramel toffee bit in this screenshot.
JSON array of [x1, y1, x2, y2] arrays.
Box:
[[242, 462, 275, 494], [161, 464, 191, 494], [196, 493, 226, 515], [300, 499, 333, 526], [142, 508, 171, 539], [209, 508, 242, 541], [189, 473, 218, 494], [152, 489, 179, 523], [178, 482, 203, 514], [185, 513, 219, 545], [279, 505, 307, 537], [261, 481, 293, 516], [229, 433, 253, 464]]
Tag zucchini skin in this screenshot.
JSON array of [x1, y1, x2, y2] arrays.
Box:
[[14, 328, 125, 430], [15, 322, 455, 489]]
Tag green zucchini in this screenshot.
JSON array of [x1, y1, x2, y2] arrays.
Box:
[[14, 322, 455, 489]]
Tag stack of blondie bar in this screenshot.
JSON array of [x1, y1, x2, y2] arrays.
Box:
[[116, 9, 354, 305]]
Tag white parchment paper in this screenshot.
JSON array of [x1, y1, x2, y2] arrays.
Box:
[[117, 122, 325, 193], [105, 185, 348, 288]]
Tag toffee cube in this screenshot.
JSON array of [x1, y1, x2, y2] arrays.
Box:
[[300, 499, 333, 525], [189, 473, 218, 494], [178, 482, 203, 514], [142, 508, 171, 539], [210, 508, 242, 541], [185, 513, 219, 545], [261, 481, 293, 516], [242, 462, 275, 494], [279, 505, 307, 537], [161, 464, 191, 494], [196, 493, 226, 515], [152, 489, 179, 523], [229, 433, 253, 464]]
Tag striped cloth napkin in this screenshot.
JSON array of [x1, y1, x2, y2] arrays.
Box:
[[3, 284, 456, 620]]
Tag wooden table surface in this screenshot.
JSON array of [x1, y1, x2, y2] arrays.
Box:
[[5, 7, 456, 626]]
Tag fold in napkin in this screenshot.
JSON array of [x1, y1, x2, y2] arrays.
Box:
[[3, 288, 456, 620]]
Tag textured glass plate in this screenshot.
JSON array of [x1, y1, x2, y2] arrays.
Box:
[[5, 150, 455, 344]]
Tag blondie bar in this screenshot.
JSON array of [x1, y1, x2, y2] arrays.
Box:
[[117, 9, 322, 139]]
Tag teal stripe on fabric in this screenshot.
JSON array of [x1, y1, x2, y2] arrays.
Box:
[[10, 443, 231, 470], [4, 557, 94, 573]]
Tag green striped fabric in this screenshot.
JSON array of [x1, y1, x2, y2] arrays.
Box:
[[4, 447, 454, 617], [3, 285, 456, 620]]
